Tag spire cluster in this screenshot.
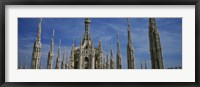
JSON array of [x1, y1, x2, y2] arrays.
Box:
[[27, 18, 165, 69]]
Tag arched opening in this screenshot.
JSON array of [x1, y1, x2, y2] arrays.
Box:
[[84, 57, 89, 69]]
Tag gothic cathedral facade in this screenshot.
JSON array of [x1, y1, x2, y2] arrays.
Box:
[[30, 18, 165, 69]]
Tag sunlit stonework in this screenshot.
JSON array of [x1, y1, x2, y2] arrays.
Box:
[[26, 18, 165, 69]]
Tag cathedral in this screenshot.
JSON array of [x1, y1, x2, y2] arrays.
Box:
[[20, 17, 165, 69]]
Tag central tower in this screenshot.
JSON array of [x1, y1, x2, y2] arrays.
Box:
[[72, 18, 95, 69], [84, 18, 91, 41]]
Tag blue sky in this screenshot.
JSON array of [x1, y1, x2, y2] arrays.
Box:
[[18, 18, 182, 69]]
